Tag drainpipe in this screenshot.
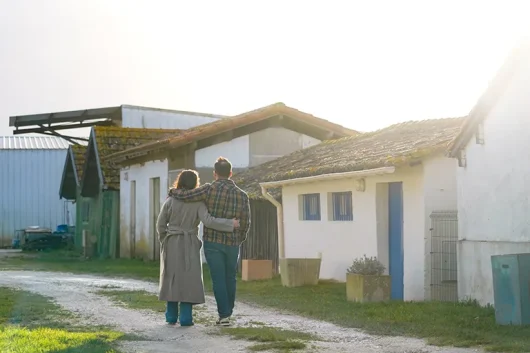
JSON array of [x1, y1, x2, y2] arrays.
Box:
[[260, 185, 285, 259]]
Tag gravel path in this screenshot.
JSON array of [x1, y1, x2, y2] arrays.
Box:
[[0, 271, 482, 353]]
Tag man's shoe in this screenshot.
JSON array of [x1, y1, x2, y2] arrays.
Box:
[[216, 317, 230, 326]]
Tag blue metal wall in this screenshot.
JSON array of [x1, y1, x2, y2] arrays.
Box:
[[0, 149, 75, 246]]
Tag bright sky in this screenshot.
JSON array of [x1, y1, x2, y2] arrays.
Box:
[[0, 0, 528, 137]]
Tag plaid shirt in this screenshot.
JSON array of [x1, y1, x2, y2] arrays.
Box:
[[168, 179, 251, 246]]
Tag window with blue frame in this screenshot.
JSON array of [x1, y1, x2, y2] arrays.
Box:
[[301, 193, 321, 220], [331, 191, 353, 221]]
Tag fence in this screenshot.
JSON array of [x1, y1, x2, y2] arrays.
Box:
[[430, 210, 458, 302], [238, 199, 279, 275]]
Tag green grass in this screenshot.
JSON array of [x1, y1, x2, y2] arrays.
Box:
[[0, 286, 124, 353], [0, 250, 159, 281], [4, 251, 530, 352], [97, 289, 315, 351], [220, 327, 315, 352], [236, 277, 530, 352], [97, 290, 166, 312]]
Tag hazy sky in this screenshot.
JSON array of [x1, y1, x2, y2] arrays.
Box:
[[0, 0, 528, 137]]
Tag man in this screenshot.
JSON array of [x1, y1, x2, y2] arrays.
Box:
[[168, 157, 251, 326]]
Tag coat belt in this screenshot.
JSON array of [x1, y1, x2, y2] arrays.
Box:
[[160, 228, 197, 277]]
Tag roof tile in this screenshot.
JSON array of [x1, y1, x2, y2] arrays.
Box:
[[233, 117, 465, 199], [70, 144, 87, 183], [94, 126, 181, 189], [106, 103, 359, 162]]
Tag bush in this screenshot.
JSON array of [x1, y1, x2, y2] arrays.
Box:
[[347, 255, 385, 275]]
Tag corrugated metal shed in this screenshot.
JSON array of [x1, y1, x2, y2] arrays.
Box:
[[0, 136, 71, 150], [0, 136, 75, 247]]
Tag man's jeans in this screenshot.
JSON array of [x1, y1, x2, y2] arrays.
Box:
[[204, 241, 240, 319]]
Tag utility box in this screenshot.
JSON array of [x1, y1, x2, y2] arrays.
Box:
[[491, 253, 530, 325]]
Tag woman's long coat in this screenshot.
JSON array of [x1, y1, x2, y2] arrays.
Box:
[[157, 198, 234, 304]]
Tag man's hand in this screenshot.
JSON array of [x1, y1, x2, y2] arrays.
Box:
[[233, 219, 240, 228], [168, 184, 210, 202]]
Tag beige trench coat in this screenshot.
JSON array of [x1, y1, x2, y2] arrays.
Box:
[[156, 198, 234, 304]]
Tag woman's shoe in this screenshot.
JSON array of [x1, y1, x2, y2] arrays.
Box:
[[180, 321, 195, 327], [167, 321, 177, 326]]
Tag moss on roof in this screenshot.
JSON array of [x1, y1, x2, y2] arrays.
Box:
[[233, 117, 465, 199], [70, 144, 87, 184], [93, 126, 181, 189]]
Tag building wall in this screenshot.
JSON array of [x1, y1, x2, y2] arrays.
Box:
[[195, 135, 250, 168], [457, 60, 530, 306], [280, 167, 426, 301], [121, 106, 221, 129], [422, 155, 459, 299], [119, 159, 169, 259], [249, 128, 320, 166], [194, 128, 321, 169], [118, 125, 320, 260], [0, 149, 75, 247]]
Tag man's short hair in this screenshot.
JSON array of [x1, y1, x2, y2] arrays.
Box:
[[214, 157, 232, 178]]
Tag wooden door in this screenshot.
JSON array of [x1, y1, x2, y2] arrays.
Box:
[[130, 181, 136, 258], [150, 177, 161, 260]]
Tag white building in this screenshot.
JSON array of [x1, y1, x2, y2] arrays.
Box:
[[0, 136, 75, 247], [105, 103, 358, 261], [236, 118, 463, 301], [448, 39, 530, 306]]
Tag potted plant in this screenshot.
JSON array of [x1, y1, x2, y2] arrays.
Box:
[[242, 258, 273, 281], [346, 255, 391, 303]]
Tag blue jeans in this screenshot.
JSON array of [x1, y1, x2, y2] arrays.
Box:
[[204, 241, 240, 319], [166, 302, 193, 326]]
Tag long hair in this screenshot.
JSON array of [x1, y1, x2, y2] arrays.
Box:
[[172, 170, 200, 190]]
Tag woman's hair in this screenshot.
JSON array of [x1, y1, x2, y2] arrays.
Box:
[[173, 169, 200, 190]]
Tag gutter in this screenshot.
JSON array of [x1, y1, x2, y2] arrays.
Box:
[[260, 166, 396, 188], [259, 166, 396, 260]]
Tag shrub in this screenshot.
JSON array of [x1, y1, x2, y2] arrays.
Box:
[[347, 255, 385, 275]]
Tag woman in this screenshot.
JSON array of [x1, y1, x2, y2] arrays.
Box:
[[156, 169, 238, 326]]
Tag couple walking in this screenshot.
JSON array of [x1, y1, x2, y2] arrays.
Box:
[[156, 157, 251, 327]]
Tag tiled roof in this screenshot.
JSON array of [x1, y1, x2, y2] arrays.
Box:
[[233, 117, 465, 199], [70, 144, 87, 184], [0, 136, 70, 150], [105, 102, 359, 162], [93, 126, 182, 189]]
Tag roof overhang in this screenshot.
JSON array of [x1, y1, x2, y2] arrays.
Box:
[[80, 130, 105, 197], [59, 147, 78, 200], [260, 166, 396, 189], [9, 106, 121, 145], [106, 104, 359, 166], [447, 38, 530, 158]]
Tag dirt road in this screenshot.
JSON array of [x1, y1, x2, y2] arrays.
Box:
[[0, 271, 481, 353]]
